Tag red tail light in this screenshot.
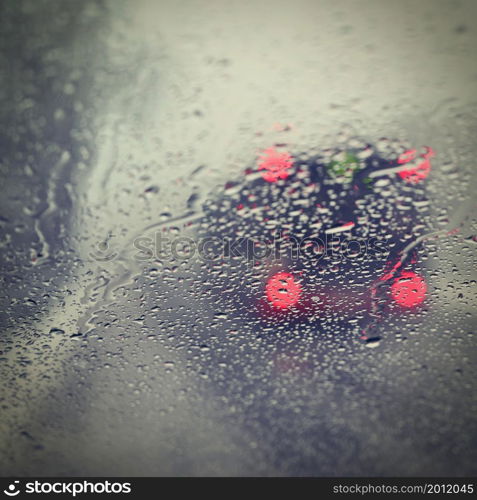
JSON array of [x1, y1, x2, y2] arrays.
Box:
[[266, 272, 302, 309], [397, 147, 434, 184], [391, 271, 427, 307], [257, 147, 294, 182]]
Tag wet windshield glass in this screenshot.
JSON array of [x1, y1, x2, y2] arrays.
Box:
[[1, 0, 476, 476]]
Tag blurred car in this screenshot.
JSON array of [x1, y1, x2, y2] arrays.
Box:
[[198, 139, 434, 337]]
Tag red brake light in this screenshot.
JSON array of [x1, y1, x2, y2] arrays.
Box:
[[266, 272, 302, 309], [391, 271, 427, 307], [258, 147, 293, 182], [397, 147, 434, 184]]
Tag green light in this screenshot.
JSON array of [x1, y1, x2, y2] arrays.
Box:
[[326, 152, 361, 181]]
